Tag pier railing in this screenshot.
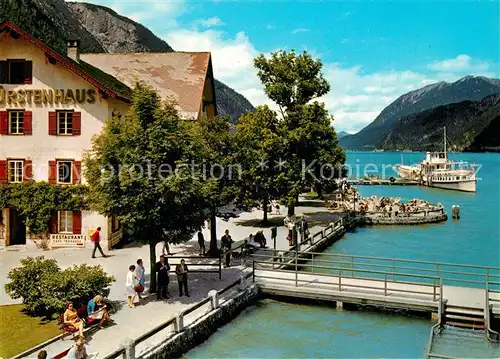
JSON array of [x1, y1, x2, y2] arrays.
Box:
[[252, 259, 442, 302], [250, 249, 500, 291]]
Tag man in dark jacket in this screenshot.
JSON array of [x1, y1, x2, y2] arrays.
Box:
[[221, 229, 233, 267], [175, 259, 189, 297], [156, 255, 170, 300]]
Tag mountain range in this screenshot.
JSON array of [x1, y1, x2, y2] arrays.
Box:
[[379, 94, 500, 152], [0, 0, 255, 122], [340, 76, 500, 151]]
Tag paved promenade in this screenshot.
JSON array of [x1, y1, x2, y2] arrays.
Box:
[[0, 199, 335, 357]]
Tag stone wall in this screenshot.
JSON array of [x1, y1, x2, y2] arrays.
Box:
[[141, 284, 259, 359], [358, 212, 447, 225]]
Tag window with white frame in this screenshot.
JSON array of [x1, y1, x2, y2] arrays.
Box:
[[58, 211, 73, 233], [57, 161, 72, 184], [57, 111, 73, 135], [8, 111, 24, 135], [8, 160, 24, 182]]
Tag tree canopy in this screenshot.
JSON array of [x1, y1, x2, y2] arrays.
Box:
[[84, 83, 209, 291], [253, 50, 345, 212]]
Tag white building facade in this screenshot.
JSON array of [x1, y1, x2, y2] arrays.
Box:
[[0, 20, 217, 247]]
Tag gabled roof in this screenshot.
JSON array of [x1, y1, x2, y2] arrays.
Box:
[[80, 52, 212, 119], [0, 20, 131, 102]]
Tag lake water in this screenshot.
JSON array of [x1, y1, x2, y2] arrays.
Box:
[[187, 152, 500, 358]]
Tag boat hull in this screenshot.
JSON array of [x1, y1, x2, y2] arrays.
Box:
[[427, 180, 476, 193]]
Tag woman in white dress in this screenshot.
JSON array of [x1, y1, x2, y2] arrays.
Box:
[[126, 265, 137, 308]]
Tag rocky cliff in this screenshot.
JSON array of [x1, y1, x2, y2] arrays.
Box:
[[67, 2, 254, 122], [379, 94, 500, 152], [340, 76, 500, 150], [0, 0, 254, 121]]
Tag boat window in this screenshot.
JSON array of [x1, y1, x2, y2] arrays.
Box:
[[456, 176, 459, 180]]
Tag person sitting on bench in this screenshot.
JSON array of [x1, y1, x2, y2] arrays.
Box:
[[254, 230, 267, 248], [63, 302, 84, 338], [87, 295, 112, 329]]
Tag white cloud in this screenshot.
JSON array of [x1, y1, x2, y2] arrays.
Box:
[[109, 0, 184, 26], [292, 28, 310, 34], [161, 19, 497, 133], [427, 54, 490, 73], [195, 17, 225, 27], [165, 23, 497, 132]]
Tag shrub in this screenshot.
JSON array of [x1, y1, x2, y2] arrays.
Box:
[[4, 257, 60, 315], [5, 257, 115, 318]]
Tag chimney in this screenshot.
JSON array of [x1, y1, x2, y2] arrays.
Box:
[[67, 40, 80, 62]]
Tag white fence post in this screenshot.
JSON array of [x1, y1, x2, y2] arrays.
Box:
[[123, 338, 135, 359], [209, 290, 219, 309], [175, 313, 184, 333]]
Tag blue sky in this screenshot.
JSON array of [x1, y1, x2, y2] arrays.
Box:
[[74, 0, 499, 133]]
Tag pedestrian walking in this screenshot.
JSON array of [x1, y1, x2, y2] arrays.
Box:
[[197, 231, 206, 255], [162, 240, 173, 256], [221, 229, 233, 267], [91, 227, 107, 259], [156, 255, 170, 300], [126, 265, 137, 308], [175, 259, 189, 297]]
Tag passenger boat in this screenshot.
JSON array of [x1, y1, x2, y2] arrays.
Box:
[[393, 127, 477, 192]]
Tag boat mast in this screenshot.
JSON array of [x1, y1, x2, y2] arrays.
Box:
[[443, 126, 447, 158]]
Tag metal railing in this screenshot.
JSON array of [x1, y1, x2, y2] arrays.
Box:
[[252, 259, 441, 301], [426, 280, 445, 359], [103, 273, 252, 359], [485, 282, 500, 342], [249, 248, 500, 290], [166, 255, 222, 279]]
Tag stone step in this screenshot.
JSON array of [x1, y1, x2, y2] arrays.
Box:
[[446, 321, 485, 330], [445, 314, 485, 323], [445, 305, 484, 317]]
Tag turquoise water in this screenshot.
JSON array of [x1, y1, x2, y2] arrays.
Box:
[[187, 299, 432, 358], [187, 152, 500, 358]]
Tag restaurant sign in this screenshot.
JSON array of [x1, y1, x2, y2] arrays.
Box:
[[0, 87, 96, 106], [50, 234, 86, 248]]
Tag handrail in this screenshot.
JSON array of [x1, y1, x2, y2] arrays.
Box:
[[426, 279, 445, 359], [253, 260, 441, 282], [485, 282, 500, 342], [254, 248, 500, 272]]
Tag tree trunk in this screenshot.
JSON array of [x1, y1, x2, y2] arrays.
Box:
[[316, 184, 324, 199], [262, 197, 268, 223], [207, 206, 218, 256], [149, 242, 156, 293]]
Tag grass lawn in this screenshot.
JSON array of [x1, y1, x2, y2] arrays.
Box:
[[0, 304, 60, 358]]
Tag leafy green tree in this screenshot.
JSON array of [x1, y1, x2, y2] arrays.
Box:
[[190, 115, 235, 255], [254, 50, 345, 213], [234, 105, 285, 222], [84, 84, 208, 292]]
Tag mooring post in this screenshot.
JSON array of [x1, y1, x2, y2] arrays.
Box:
[[384, 273, 388, 296]]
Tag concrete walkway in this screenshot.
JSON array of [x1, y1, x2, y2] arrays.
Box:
[[1, 199, 337, 358]]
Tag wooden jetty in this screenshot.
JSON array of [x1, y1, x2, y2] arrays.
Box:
[[248, 249, 500, 358], [347, 178, 418, 186]]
